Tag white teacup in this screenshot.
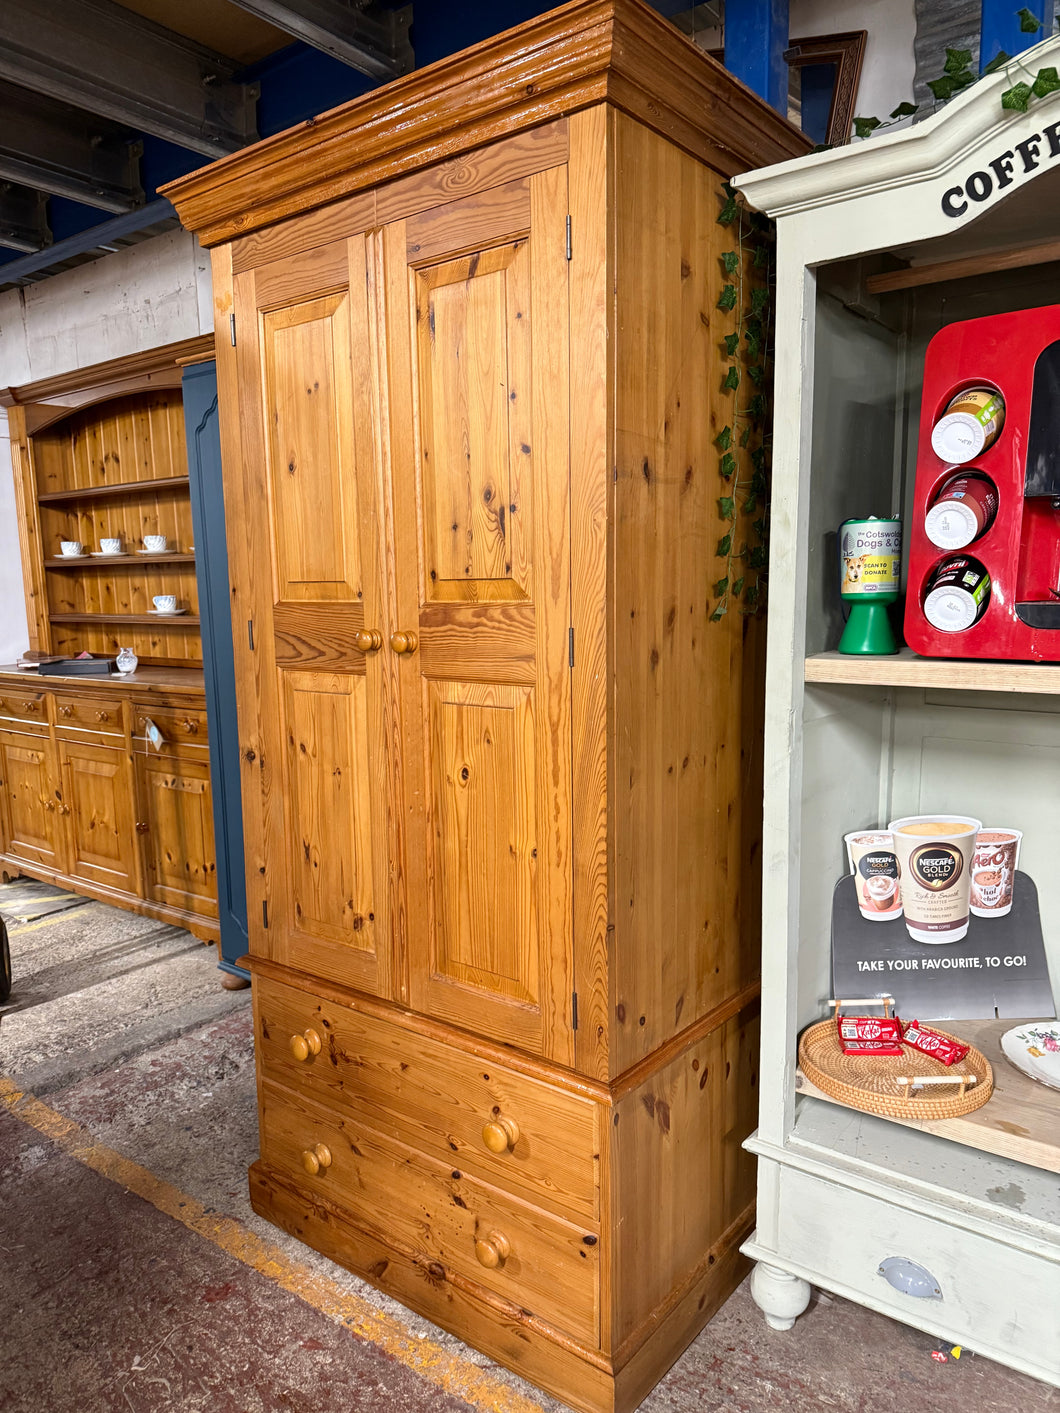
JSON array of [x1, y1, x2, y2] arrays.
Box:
[[60, 540, 84, 557], [100, 537, 122, 555], [152, 595, 178, 613], [143, 535, 168, 553]]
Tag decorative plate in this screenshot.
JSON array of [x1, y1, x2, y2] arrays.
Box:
[[1000, 1023, 1060, 1091]]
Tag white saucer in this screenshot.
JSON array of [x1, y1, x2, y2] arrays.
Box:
[[54, 554, 88, 561], [148, 608, 187, 616], [91, 550, 125, 557], [1000, 1022, 1060, 1090], [138, 550, 172, 556]]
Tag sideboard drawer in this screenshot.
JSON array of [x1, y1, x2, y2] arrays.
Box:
[[0, 688, 49, 727], [132, 702, 209, 752], [53, 694, 123, 736], [260, 1078, 600, 1346], [255, 976, 600, 1221]]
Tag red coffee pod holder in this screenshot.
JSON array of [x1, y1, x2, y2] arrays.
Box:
[[906, 304, 1060, 662]]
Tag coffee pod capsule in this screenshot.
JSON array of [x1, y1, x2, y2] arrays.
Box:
[[970, 828, 1022, 918], [924, 472, 998, 550], [922, 556, 990, 632], [930, 386, 1005, 464], [888, 815, 981, 944]]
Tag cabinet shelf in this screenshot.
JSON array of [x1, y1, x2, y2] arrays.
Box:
[[46, 552, 196, 569], [805, 648, 1060, 695], [37, 475, 189, 504], [49, 612, 200, 627]]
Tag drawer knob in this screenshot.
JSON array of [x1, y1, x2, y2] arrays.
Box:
[[302, 1142, 332, 1176], [354, 629, 383, 652], [23, 701, 38, 712], [289, 1028, 322, 1062], [389, 630, 418, 655], [43, 799, 55, 811], [474, 1230, 511, 1269], [59, 705, 73, 718], [182, 718, 198, 734], [135, 821, 149, 834], [96, 710, 109, 722], [58, 804, 70, 816], [481, 1116, 520, 1154]]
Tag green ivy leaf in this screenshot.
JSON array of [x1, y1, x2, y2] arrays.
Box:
[[723, 365, 741, 391], [750, 287, 769, 317], [951, 68, 976, 90], [740, 424, 752, 448], [747, 364, 765, 386], [751, 445, 767, 473], [716, 533, 732, 556], [718, 496, 735, 519], [749, 545, 768, 569], [927, 74, 957, 101], [721, 250, 740, 274], [752, 516, 767, 538], [751, 470, 767, 495], [717, 284, 737, 311], [719, 451, 737, 479], [713, 576, 729, 598], [731, 577, 745, 597], [1018, 7, 1043, 33], [852, 115, 881, 138], [742, 493, 757, 514], [714, 425, 732, 450], [710, 603, 727, 621], [717, 196, 738, 226], [753, 244, 770, 269], [745, 333, 761, 361], [749, 393, 766, 419], [982, 49, 1012, 75], [944, 47, 974, 74], [744, 583, 760, 608], [1033, 66, 1060, 97], [889, 101, 918, 118], [1001, 81, 1033, 110], [723, 332, 740, 356]]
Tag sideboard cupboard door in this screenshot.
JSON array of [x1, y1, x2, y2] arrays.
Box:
[[58, 740, 138, 893], [232, 232, 393, 997], [0, 730, 63, 871], [380, 168, 574, 1061], [134, 752, 217, 917]]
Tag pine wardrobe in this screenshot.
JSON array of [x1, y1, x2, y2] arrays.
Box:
[[164, 4, 808, 1408]]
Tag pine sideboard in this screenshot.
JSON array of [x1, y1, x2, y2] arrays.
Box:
[[164, 3, 809, 1408]]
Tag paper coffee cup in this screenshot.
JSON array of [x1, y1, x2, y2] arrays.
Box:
[[887, 814, 981, 944], [970, 828, 1022, 918], [844, 831, 902, 921]]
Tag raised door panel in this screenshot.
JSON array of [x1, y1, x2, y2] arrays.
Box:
[[382, 167, 574, 1061], [135, 753, 217, 916], [233, 233, 392, 997], [0, 731, 63, 869], [59, 740, 137, 893]]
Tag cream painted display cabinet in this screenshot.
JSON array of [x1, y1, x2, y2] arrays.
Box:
[[164, 3, 810, 1410], [735, 37, 1060, 1387]]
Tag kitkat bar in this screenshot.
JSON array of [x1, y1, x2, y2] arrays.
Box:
[[903, 1021, 970, 1067], [836, 1015, 904, 1055]]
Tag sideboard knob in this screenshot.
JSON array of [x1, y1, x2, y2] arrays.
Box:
[[302, 1143, 333, 1176], [481, 1115, 520, 1153], [474, 1230, 511, 1269], [289, 1028, 323, 1062]]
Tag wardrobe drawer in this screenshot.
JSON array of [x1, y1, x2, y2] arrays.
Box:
[[53, 695, 123, 736], [0, 688, 49, 727], [132, 702, 208, 752], [255, 976, 600, 1220], [260, 1079, 599, 1346]]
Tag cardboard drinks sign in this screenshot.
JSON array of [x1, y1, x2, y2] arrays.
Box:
[[831, 871, 1055, 1020]]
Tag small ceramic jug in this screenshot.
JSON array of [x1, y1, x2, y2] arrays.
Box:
[[115, 646, 138, 675]]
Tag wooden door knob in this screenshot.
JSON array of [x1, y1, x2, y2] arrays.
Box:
[[135, 821, 149, 834], [289, 1028, 322, 1061], [42, 799, 55, 811], [474, 1230, 511, 1268], [182, 719, 198, 733], [302, 1142, 332, 1176], [58, 804, 70, 816], [96, 710, 109, 722], [354, 629, 383, 652], [59, 705, 73, 718], [481, 1116, 520, 1153], [22, 701, 38, 712], [389, 631, 418, 655]]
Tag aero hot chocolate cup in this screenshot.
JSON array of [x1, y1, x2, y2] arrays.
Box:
[[970, 828, 1022, 918], [844, 831, 902, 921], [887, 814, 981, 944]]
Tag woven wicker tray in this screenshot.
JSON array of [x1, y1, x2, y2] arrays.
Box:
[[798, 1020, 994, 1120]]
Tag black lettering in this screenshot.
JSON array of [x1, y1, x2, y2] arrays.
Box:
[[966, 170, 993, 201], [1016, 133, 1042, 172], [1043, 119, 1060, 157], [941, 185, 968, 217], [989, 150, 1015, 188]]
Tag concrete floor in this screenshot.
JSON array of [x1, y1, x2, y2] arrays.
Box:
[[1, 881, 1057, 1413]]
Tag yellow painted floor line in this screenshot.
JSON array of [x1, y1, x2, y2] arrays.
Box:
[[7, 911, 85, 937], [0, 1076, 548, 1413]]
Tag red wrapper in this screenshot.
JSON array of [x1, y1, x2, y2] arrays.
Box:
[[903, 1021, 969, 1067], [840, 1038, 906, 1055], [836, 1014, 904, 1055]]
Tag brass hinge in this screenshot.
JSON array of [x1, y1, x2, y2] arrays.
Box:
[[566, 214, 572, 261], [230, 313, 237, 346], [247, 619, 254, 651], [572, 990, 579, 1030], [262, 899, 269, 929], [568, 626, 574, 668]]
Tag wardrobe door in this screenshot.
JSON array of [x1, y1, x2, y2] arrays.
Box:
[[380, 168, 575, 1061], [232, 234, 394, 997]]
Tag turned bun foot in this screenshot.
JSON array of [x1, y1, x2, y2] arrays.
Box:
[[750, 1261, 812, 1331]]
